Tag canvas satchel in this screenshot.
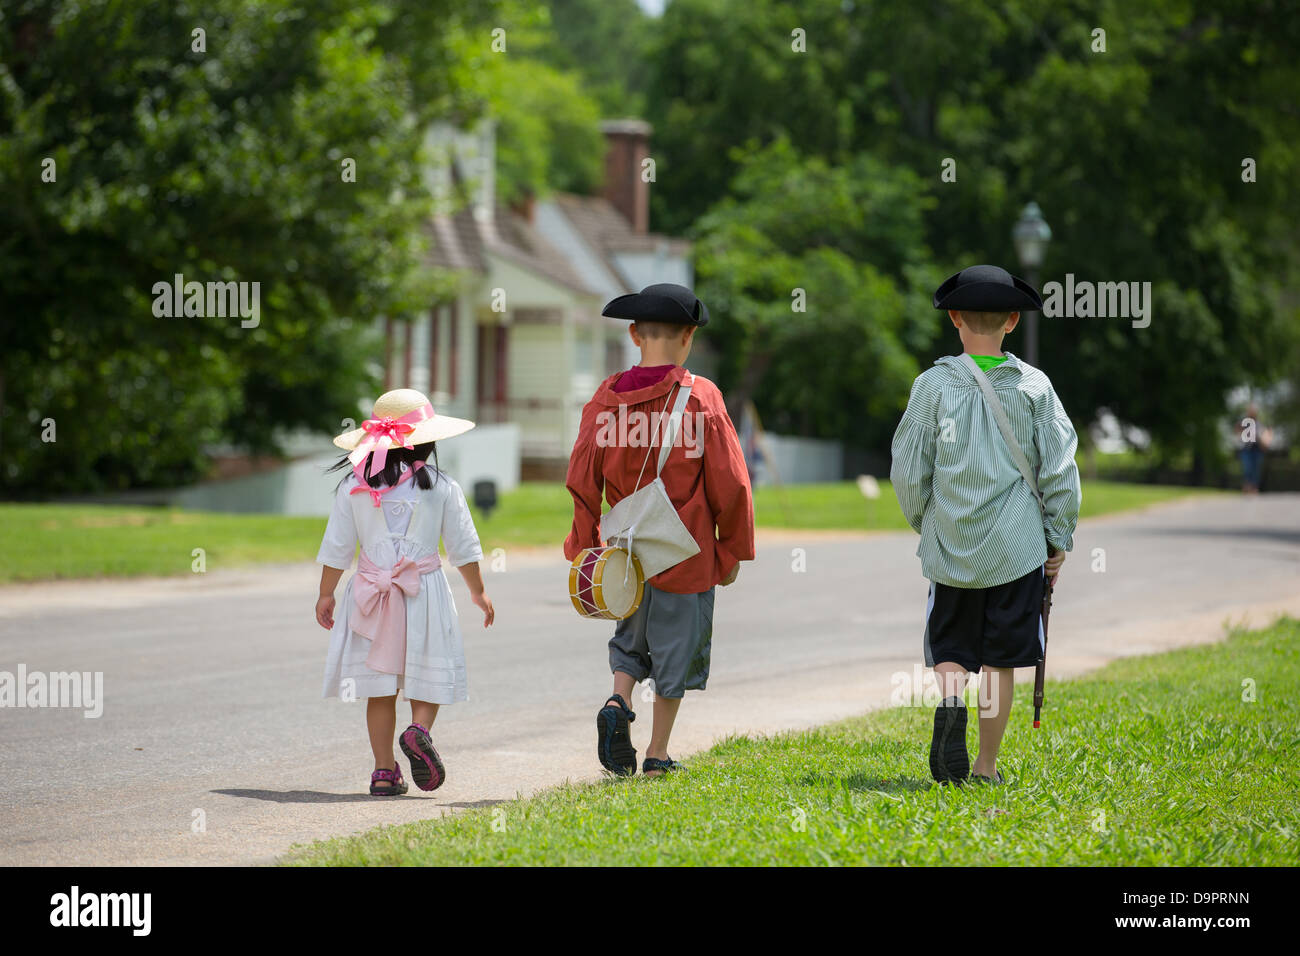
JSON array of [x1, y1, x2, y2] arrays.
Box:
[[600, 373, 702, 578]]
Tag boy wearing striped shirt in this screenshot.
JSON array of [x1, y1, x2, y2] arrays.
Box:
[[890, 265, 1081, 785]]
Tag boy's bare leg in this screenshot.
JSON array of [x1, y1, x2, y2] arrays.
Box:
[[609, 671, 636, 707], [973, 666, 1013, 777], [366, 694, 398, 775], [933, 662, 970, 700], [644, 693, 682, 774]]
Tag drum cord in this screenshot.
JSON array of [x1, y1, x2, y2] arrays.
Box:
[[622, 528, 635, 589]]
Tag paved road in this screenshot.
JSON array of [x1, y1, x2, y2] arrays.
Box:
[[1, 494, 1297, 865]]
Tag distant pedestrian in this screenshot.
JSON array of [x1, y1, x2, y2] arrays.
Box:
[[1238, 403, 1271, 494], [890, 265, 1081, 786], [316, 389, 494, 796]]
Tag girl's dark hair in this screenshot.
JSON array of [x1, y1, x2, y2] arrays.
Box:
[[329, 440, 440, 491]]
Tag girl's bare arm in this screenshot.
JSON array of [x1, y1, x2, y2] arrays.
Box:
[[456, 561, 494, 627], [315, 565, 344, 629]]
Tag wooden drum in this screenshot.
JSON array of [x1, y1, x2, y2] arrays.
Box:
[[569, 546, 645, 620]]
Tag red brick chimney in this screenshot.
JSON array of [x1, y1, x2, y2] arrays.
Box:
[[600, 119, 652, 234], [510, 190, 535, 223]]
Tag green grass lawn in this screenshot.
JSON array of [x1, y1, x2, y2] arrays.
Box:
[[751, 478, 1224, 531], [0, 479, 1224, 583], [286, 618, 1300, 867], [0, 504, 330, 583]]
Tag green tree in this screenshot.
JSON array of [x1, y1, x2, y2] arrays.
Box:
[[536, 0, 654, 116], [645, 0, 1300, 466], [0, 0, 507, 493], [693, 139, 943, 449], [488, 56, 605, 204]]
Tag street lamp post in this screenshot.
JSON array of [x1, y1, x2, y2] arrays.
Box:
[[1012, 202, 1052, 367]]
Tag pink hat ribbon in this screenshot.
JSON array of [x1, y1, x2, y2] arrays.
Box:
[[347, 402, 435, 485]]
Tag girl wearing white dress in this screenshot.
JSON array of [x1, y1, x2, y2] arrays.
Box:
[[314, 389, 494, 795]]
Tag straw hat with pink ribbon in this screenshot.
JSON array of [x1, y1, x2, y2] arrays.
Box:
[[333, 389, 475, 485]]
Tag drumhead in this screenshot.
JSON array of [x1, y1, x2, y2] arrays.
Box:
[[598, 548, 640, 618]]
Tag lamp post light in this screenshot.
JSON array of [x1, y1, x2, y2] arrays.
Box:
[[1012, 201, 1052, 367]]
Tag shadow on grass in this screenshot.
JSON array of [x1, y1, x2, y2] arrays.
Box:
[[798, 772, 933, 794]]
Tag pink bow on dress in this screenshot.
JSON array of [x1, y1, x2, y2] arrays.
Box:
[[349, 551, 443, 674]]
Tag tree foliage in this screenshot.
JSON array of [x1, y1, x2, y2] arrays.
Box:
[[693, 139, 941, 449], [0, 0, 507, 492], [534, 0, 655, 116], [647, 0, 1300, 462], [6, 0, 1298, 495], [488, 54, 605, 204]]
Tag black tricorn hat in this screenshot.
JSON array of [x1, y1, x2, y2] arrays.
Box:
[[601, 282, 710, 327], [932, 264, 1043, 312]]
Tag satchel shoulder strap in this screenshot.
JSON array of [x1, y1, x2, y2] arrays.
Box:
[[656, 372, 694, 476], [960, 354, 1044, 517], [627, 372, 695, 493]]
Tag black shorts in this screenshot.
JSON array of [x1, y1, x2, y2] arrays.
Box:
[[924, 567, 1045, 671]]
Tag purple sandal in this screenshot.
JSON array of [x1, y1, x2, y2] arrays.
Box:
[[369, 764, 408, 796], [399, 722, 445, 792]]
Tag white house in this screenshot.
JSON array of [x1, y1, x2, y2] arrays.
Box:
[[169, 119, 701, 516], [383, 119, 695, 479]]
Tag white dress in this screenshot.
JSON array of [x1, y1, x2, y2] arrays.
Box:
[[316, 465, 482, 703]]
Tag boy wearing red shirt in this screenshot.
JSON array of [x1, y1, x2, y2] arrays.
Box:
[[564, 284, 755, 777]]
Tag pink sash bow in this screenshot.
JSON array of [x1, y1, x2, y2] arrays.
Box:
[[349, 551, 442, 674]]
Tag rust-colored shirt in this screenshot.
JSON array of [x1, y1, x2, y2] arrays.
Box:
[[564, 365, 755, 593]]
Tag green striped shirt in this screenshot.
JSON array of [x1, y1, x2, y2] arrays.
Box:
[[890, 352, 1082, 588]]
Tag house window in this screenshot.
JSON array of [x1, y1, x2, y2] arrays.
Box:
[[383, 317, 395, 391], [448, 300, 459, 397], [429, 307, 441, 394], [409, 313, 430, 394], [402, 319, 414, 387], [476, 322, 509, 421]]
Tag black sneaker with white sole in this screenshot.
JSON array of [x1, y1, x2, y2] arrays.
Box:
[[929, 695, 970, 785]]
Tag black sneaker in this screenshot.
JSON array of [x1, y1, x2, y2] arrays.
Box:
[[929, 696, 970, 785], [642, 756, 679, 776], [596, 694, 637, 776]]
